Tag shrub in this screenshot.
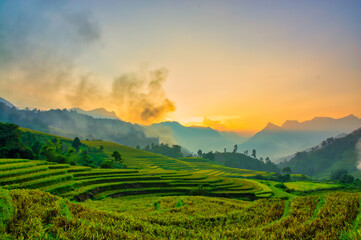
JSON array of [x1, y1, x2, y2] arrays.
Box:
[[0, 189, 14, 232]]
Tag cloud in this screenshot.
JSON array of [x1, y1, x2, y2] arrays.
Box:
[[203, 117, 227, 131], [0, 1, 175, 124]]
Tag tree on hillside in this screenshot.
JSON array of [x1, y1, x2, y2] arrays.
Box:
[[265, 157, 271, 164], [0, 122, 35, 159], [251, 149, 256, 159], [111, 151, 123, 164], [244, 150, 248, 155], [72, 137, 81, 151], [233, 144, 238, 153], [282, 167, 292, 174], [203, 151, 215, 161], [197, 149, 203, 157], [98, 145, 104, 152], [330, 169, 354, 184]]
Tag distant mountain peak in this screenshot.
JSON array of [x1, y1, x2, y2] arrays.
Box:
[[263, 122, 281, 131], [70, 107, 118, 120], [342, 114, 359, 120], [0, 97, 17, 109], [281, 120, 300, 129]]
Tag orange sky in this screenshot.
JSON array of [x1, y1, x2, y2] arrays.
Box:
[[1, 1, 360, 133]]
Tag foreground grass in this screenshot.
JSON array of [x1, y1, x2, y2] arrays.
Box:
[[1, 189, 361, 239]]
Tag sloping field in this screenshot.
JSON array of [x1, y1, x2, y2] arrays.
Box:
[[180, 157, 273, 177], [1, 189, 360, 239], [0, 159, 269, 201], [285, 181, 342, 192], [86, 140, 196, 171]]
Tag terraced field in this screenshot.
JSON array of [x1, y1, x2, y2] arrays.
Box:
[[85, 140, 195, 171], [20, 128, 272, 177], [285, 181, 342, 192], [85, 141, 273, 177], [180, 157, 275, 178], [1, 189, 360, 239], [0, 159, 271, 201]]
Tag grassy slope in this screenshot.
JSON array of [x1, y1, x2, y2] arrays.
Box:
[[21, 127, 270, 177], [1, 188, 361, 239], [316, 148, 361, 179], [285, 181, 342, 191], [0, 159, 269, 201]]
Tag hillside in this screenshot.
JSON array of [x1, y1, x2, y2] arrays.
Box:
[[15, 125, 272, 178], [0, 97, 16, 109], [279, 128, 361, 178], [0, 101, 157, 147], [1, 188, 361, 239], [240, 115, 361, 162], [70, 107, 119, 120], [150, 121, 247, 153]]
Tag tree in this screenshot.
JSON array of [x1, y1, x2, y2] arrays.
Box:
[[330, 169, 354, 184], [99, 145, 104, 152], [81, 155, 92, 167], [72, 137, 81, 151], [224, 148, 226, 153], [243, 150, 248, 155], [282, 167, 292, 174], [203, 151, 215, 161], [100, 159, 114, 169], [251, 149, 256, 159], [0, 122, 35, 159], [197, 149, 203, 157], [265, 157, 271, 164], [111, 151, 123, 164], [233, 144, 238, 153]]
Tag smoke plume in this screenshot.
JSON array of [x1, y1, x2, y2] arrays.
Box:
[[0, 1, 175, 124], [356, 138, 361, 170], [111, 68, 175, 124]]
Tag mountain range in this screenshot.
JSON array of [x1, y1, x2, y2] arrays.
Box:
[[70, 108, 119, 120], [1, 97, 360, 163], [240, 115, 361, 162], [149, 121, 248, 153], [0, 102, 157, 147]]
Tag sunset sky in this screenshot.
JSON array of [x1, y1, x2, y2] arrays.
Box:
[[0, 0, 360, 133]]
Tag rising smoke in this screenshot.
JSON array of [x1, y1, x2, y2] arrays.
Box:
[[356, 139, 361, 170], [0, 1, 175, 124], [111, 68, 175, 123]]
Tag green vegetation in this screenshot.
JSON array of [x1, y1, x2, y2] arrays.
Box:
[[143, 143, 184, 158], [285, 181, 342, 192], [212, 151, 279, 172], [1, 189, 361, 239], [2, 122, 361, 239], [280, 128, 361, 178], [0, 159, 267, 201], [0, 123, 35, 160]]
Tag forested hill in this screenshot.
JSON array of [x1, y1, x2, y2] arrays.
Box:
[[0, 102, 157, 147], [279, 128, 361, 178], [214, 152, 280, 173]]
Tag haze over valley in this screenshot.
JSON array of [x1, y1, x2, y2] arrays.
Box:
[[1, 1, 361, 239]]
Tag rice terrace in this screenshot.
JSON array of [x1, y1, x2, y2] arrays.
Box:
[[1, 0, 361, 239]]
